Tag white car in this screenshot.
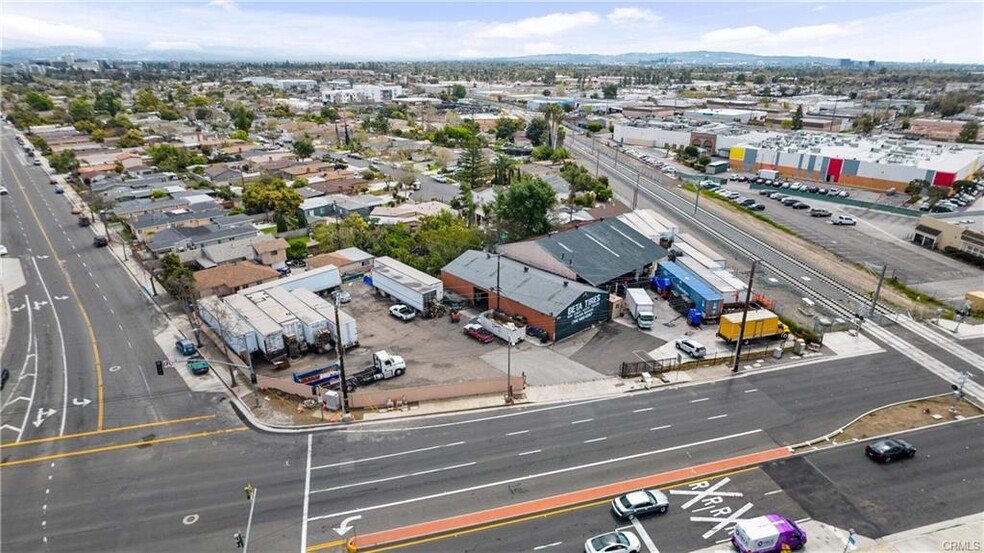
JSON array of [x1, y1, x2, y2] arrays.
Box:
[[0, 245, 7, 256], [389, 304, 416, 321], [584, 531, 640, 553], [831, 215, 857, 226], [675, 338, 706, 358], [612, 489, 670, 518]]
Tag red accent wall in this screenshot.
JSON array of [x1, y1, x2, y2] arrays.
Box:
[[826, 158, 843, 182], [933, 172, 956, 186]]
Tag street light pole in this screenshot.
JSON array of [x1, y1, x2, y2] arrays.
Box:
[[506, 336, 514, 403], [333, 295, 349, 419], [243, 485, 257, 553], [693, 181, 702, 215]]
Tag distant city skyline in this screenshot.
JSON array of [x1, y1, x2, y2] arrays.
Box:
[[2, 1, 981, 64]]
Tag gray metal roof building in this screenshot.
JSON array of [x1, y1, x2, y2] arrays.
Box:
[[498, 218, 667, 288]]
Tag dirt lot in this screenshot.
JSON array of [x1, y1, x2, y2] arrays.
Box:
[[836, 395, 983, 442], [270, 281, 505, 390]]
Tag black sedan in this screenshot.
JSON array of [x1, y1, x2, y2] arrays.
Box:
[[865, 438, 916, 463]]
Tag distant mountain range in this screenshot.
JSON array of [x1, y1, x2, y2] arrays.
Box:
[[1, 45, 974, 67]]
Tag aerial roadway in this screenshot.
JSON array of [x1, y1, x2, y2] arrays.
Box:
[[1, 125, 981, 553]]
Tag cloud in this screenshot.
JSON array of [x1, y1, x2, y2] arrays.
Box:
[[701, 23, 854, 46], [2, 14, 105, 46], [607, 7, 662, 25], [811, 5, 827, 12], [701, 26, 771, 43], [208, 0, 238, 13], [477, 11, 600, 39], [147, 41, 204, 51], [522, 41, 560, 55]]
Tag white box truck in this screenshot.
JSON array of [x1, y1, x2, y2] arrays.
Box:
[[757, 169, 778, 181], [625, 288, 655, 329]]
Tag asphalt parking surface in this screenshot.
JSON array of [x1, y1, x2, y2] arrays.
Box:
[[570, 322, 666, 375]]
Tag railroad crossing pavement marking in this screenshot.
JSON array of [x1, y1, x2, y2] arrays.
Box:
[[692, 502, 756, 540], [630, 518, 661, 553], [670, 477, 744, 509]]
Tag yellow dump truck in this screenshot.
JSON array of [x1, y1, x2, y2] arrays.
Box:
[[718, 310, 790, 344]]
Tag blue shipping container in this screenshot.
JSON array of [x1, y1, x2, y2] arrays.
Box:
[[655, 262, 723, 319]]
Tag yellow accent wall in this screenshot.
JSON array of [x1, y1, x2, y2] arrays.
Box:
[[729, 147, 745, 161]]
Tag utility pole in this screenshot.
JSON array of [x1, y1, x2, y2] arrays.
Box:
[[242, 484, 257, 553], [868, 264, 887, 322], [693, 181, 702, 215], [333, 295, 350, 419], [506, 336, 514, 403], [247, 343, 258, 407], [632, 173, 640, 209], [495, 251, 501, 312], [732, 260, 758, 373]]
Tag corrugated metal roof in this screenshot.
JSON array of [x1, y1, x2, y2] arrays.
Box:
[[535, 219, 667, 286], [442, 250, 604, 317]]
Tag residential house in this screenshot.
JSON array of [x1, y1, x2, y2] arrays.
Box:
[[369, 201, 453, 229], [253, 238, 289, 266], [278, 161, 334, 181], [177, 234, 278, 269], [204, 165, 243, 186], [132, 208, 228, 242], [307, 247, 374, 276], [195, 261, 281, 297], [147, 222, 259, 254]]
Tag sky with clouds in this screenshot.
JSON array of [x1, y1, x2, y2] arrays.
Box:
[[2, 1, 981, 63]]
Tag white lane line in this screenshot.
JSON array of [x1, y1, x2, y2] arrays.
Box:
[[764, 489, 784, 496], [31, 258, 69, 437], [93, 282, 99, 289], [631, 516, 661, 553], [744, 389, 758, 393], [518, 449, 542, 456], [102, 295, 108, 302], [633, 407, 654, 413], [311, 441, 466, 470], [507, 430, 529, 436], [308, 429, 765, 522], [127, 340, 133, 350], [300, 434, 312, 553], [583, 437, 607, 444], [533, 542, 563, 550], [707, 414, 728, 420], [689, 398, 710, 404], [311, 462, 477, 494], [650, 425, 672, 431], [571, 418, 593, 425]]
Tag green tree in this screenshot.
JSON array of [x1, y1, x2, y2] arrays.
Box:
[[683, 145, 700, 159], [117, 128, 145, 148], [189, 95, 212, 107], [293, 138, 315, 159], [531, 145, 554, 161], [94, 90, 123, 116], [25, 91, 54, 111], [451, 84, 467, 100], [541, 103, 565, 148], [159, 106, 181, 121], [957, 120, 979, 143], [456, 138, 490, 189], [491, 155, 517, 187], [320, 105, 340, 122], [853, 113, 876, 135], [586, 121, 604, 133], [791, 105, 804, 130], [226, 102, 255, 133], [542, 69, 557, 86], [48, 150, 78, 174], [753, 74, 767, 85], [159, 253, 198, 303], [229, 129, 249, 140], [287, 237, 310, 260], [601, 83, 618, 99], [242, 177, 304, 222], [151, 189, 168, 199], [194, 106, 212, 121], [905, 179, 929, 196], [494, 177, 557, 239], [550, 147, 570, 162], [494, 117, 522, 141], [134, 90, 161, 112], [146, 143, 203, 173], [525, 116, 548, 146], [68, 99, 95, 123]]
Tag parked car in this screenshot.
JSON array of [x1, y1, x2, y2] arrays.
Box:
[[747, 203, 766, 211], [0, 368, 9, 390], [739, 198, 757, 207], [818, 188, 828, 195], [0, 186, 8, 195], [175, 338, 198, 356], [807, 186, 820, 193], [286, 259, 307, 269], [675, 338, 706, 358], [332, 289, 351, 304], [463, 323, 495, 344], [526, 326, 549, 343], [612, 489, 670, 518], [0, 244, 8, 256], [584, 531, 640, 553], [389, 304, 416, 321], [865, 437, 916, 463], [781, 197, 800, 206], [831, 215, 857, 225], [810, 208, 832, 218], [276, 266, 291, 276], [54, 186, 65, 194], [770, 193, 787, 200], [33, 159, 41, 166], [186, 355, 210, 376], [759, 189, 775, 196], [791, 202, 810, 210], [93, 236, 109, 247]]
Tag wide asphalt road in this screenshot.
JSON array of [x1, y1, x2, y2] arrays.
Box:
[[388, 418, 983, 553]]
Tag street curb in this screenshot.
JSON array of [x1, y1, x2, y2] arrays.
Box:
[[788, 393, 984, 450]]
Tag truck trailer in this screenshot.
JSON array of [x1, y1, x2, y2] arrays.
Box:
[[717, 309, 790, 344], [371, 256, 443, 314], [624, 288, 655, 329]]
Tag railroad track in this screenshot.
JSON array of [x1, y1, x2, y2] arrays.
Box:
[[567, 137, 895, 322]]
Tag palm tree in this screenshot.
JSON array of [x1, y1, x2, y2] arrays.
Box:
[[542, 103, 565, 149], [492, 155, 517, 188]]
